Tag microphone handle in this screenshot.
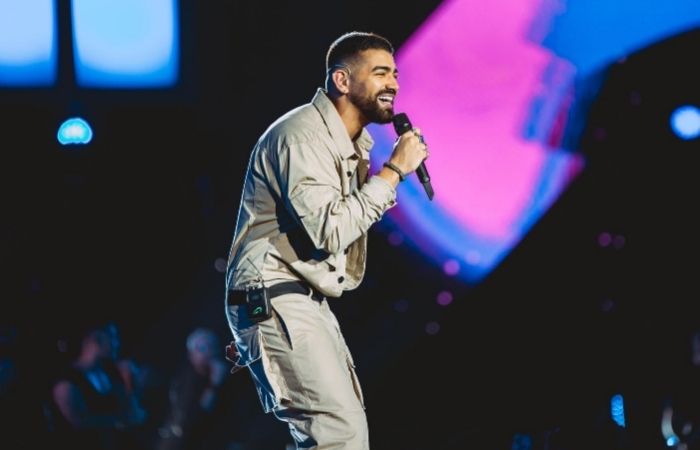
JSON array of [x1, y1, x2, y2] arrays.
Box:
[[416, 162, 434, 200], [416, 162, 430, 184]]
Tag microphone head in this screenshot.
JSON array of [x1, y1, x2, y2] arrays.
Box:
[[392, 112, 412, 135]]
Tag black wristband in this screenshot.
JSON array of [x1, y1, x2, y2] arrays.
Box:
[[383, 161, 406, 182]]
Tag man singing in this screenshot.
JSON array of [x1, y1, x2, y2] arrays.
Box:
[[224, 31, 428, 449]]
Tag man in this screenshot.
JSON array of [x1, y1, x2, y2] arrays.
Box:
[[224, 31, 428, 449]]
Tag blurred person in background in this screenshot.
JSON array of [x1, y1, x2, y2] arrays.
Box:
[[156, 327, 238, 450], [157, 327, 292, 450], [46, 319, 149, 450]]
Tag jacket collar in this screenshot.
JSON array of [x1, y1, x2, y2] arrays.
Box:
[[312, 88, 374, 159]]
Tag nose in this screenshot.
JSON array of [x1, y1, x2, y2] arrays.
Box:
[[388, 75, 399, 92]]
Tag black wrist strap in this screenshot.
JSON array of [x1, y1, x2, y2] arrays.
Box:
[[383, 161, 406, 182]]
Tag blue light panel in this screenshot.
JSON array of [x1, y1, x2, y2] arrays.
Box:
[[0, 0, 57, 86], [72, 0, 179, 88]]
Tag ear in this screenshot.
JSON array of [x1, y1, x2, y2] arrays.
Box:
[[331, 68, 350, 95]]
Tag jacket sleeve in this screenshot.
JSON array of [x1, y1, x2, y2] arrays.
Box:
[[276, 140, 396, 254]]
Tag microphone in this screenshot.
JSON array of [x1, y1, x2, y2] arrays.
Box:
[[392, 113, 434, 200]]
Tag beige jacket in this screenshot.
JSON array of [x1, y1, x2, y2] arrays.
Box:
[[226, 88, 397, 297]]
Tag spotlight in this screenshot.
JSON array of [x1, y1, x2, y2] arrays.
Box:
[[57, 117, 93, 145], [670, 105, 700, 140]]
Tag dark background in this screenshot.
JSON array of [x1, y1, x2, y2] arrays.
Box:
[[2, 1, 700, 449]]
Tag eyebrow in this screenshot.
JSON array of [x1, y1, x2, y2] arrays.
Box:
[[371, 65, 399, 75]]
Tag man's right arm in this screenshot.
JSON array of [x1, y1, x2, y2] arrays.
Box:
[[274, 140, 395, 254]]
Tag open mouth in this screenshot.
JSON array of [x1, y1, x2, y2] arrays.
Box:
[[377, 93, 395, 107]]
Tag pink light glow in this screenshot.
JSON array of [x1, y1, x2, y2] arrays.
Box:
[[370, 0, 700, 284], [392, 0, 581, 240]]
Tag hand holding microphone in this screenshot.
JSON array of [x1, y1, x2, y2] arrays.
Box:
[[383, 112, 434, 200]]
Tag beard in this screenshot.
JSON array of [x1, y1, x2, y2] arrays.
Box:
[[349, 89, 394, 124]]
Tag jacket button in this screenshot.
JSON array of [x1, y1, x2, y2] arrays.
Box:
[[337, 276, 345, 283], [346, 171, 353, 177]]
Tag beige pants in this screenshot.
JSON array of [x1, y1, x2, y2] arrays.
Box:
[[226, 290, 368, 450]]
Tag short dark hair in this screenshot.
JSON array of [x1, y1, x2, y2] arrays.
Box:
[[325, 31, 394, 74]]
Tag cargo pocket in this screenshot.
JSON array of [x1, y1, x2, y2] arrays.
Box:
[[229, 321, 261, 368], [323, 302, 365, 409], [226, 304, 280, 413]]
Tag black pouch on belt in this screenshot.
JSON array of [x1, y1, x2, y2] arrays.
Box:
[[246, 286, 272, 323]]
